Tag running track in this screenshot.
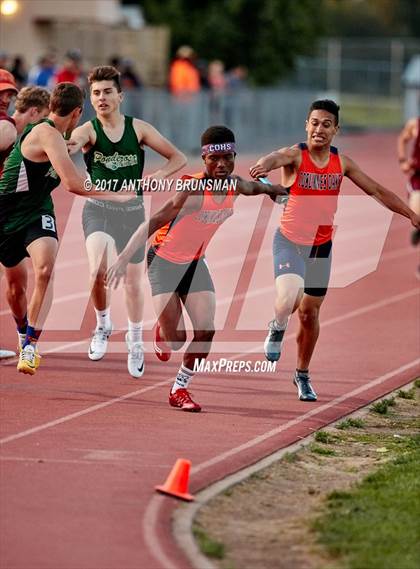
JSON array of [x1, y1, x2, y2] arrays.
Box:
[[0, 133, 419, 569]]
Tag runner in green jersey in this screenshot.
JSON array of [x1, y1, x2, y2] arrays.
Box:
[[0, 82, 132, 375], [68, 66, 186, 378]]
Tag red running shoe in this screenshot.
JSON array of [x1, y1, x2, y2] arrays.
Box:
[[169, 388, 201, 412], [153, 322, 171, 362]]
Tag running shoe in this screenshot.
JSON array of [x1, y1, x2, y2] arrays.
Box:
[[17, 344, 38, 375], [0, 349, 16, 359], [126, 332, 145, 378], [17, 332, 41, 368], [264, 320, 286, 362], [293, 370, 317, 401], [88, 326, 112, 361], [153, 322, 171, 362], [169, 388, 201, 412]]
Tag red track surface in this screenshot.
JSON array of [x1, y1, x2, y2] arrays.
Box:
[[0, 133, 419, 569]]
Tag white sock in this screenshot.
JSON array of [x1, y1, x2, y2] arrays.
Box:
[[17, 331, 26, 348], [95, 307, 112, 330], [171, 364, 194, 394], [273, 316, 289, 330], [128, 319, 143, 343]]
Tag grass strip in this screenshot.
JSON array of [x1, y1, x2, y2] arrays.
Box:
[[193, 527, 226, 559], [313, 437, 420, 569]]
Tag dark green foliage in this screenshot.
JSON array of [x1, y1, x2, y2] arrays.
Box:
[[371, 397, 396, 415], [141, 0, 323, 84], [398, 388, 415, 400], [337, 417, 365, 429], [193, 527, 226, 559]]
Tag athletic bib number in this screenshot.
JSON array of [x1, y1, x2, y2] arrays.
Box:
[[42, 215, 56, 232]]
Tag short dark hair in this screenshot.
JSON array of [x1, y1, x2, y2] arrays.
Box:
[[50, 82, 84, 116], [88, 65, 122, 92], [308, 99, 340, 125], [201, 125, 235, 146]]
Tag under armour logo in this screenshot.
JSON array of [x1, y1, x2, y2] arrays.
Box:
[[279, 262, 290, 270]]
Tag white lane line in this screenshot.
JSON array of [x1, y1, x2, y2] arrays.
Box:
[[0, 455, 172, 467], [0, 379, 172, 445], [0, 288, 417, 445], [0, 456, 104, 465], [143, 498, 179, 569], [313, 288, 419, 328], [227, 287, 419, 360], [17, 279, 417, 357], [192, 358, 420, 474], [2, 285, 417, 361], [143, 357, 420, 569], [0, 242, 414, 318]]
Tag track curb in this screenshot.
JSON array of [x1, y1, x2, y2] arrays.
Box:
[[172, 379, 418, 569]]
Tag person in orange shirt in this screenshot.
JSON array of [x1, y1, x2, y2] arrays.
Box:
[[107, 126, 288, 412], [250, 99, 420, 402], [169, 46, 200, 96]]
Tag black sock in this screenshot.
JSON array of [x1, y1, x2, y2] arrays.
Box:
[[411, 229, 420, 247]]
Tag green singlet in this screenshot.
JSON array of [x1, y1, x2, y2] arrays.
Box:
[[83, 116, 145, 200], [0, 118, 60, 234]]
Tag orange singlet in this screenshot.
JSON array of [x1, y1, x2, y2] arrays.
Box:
[[153, 173, 235, 263], [280, 143, 343, 246]]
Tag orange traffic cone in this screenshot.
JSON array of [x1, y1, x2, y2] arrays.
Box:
[[155, 458, 195, 501]]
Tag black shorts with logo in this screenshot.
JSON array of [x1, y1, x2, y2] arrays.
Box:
[[0, 214, 58, 268], [82, 198, 146, 264], [147, 246, 215, 297]]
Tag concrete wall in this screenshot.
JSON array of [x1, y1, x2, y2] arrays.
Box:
[[1, 0, 121, 24], [0, 0, 169, 85], [0, 0, 119, 64]]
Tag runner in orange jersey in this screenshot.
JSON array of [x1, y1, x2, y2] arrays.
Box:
[[251, 99, 420, 402], [107, 125, 288, 411]]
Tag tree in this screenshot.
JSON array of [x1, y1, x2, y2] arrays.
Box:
[[323, 0, 420, 38], [140, 0, 324, 85]]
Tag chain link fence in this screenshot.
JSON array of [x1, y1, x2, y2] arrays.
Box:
[[82, 87, 316, 155], [291, 38, 420, 128]]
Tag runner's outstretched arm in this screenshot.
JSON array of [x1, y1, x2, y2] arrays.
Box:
[[39, 125, 132, 203], [233, 175, 289, 199], [343, 154, 420, 229], [66, 122, 94, 155], [249, 146, 300, 178]]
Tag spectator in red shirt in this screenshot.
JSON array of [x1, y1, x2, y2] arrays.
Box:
[[53, 50, 83, 86]]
